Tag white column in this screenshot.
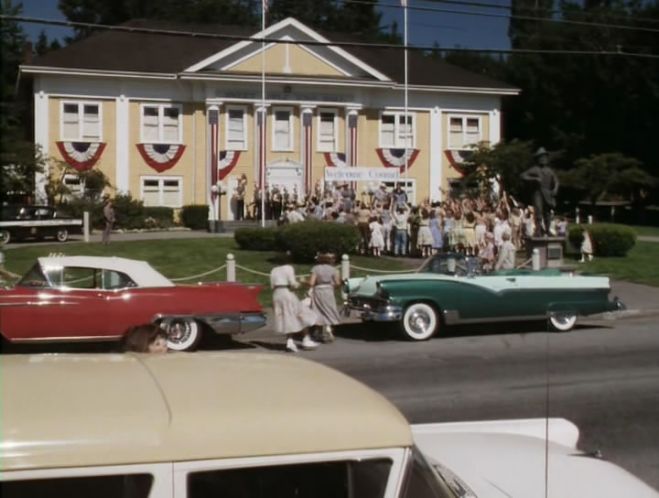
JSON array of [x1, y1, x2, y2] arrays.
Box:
[[429, 107, 443, 203], [489, 108, 501, 145], [115, 95, 130, 194], [34, 89, 49, 203]]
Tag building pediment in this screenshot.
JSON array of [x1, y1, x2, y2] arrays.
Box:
[[184, 18, 390, 81]]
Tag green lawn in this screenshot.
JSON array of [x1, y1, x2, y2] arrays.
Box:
[[567, 241, 659, 287], [631, 225, 659, 237], [1, 238, 416, 306], [3, 237, 658, 303]]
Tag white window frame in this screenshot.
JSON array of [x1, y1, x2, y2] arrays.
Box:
[[63, 173, 84, 197], [0, 462, 172, 497], [140, 175, 183, 208], [225, 105, 248, 151], [447, 114, 483, 150], [60, 100, 103, 141], [173, 448, 408, 498], [316, 108, 338, 152], [378, 111, 416, 149], [271, 106, 295, 152], [140, 103, 183, 144]]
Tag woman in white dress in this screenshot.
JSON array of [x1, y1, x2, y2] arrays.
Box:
[[270, 264, 319, 352]]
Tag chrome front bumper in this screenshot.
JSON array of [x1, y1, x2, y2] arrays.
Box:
[[345, 302, 403, 322], [202, 312, 267, 335]]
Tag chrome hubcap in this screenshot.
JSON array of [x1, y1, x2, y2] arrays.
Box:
[[408, 310, 431, 335]]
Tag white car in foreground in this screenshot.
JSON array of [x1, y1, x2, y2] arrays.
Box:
[[1, 352, 656, 498]]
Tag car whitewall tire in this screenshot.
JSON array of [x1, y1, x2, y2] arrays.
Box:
[[0, 230, 10, 245], [401, 303, 438, 341], [549, 313, 577, 332], [56, 228, 69, 242], [160, 317, 201, 351]]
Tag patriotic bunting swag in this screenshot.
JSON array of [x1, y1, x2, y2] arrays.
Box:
[[375, 148, 419, 173], [443, 150, 473, 176], [323, 152, 347, 168], [137, 143, 185, 172], [56, 141, 106, 172], [218, 150, 241, 180]]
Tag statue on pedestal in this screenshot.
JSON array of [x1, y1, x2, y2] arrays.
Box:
[[521, 147, 559, 237]]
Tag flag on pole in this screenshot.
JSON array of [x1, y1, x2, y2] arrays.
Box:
[[262, 0, 269, 13]]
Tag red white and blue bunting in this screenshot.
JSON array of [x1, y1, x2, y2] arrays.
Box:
[[137, 143, 186, 172], [375, 148, 419, 173], [218, 150, 241, 180], [443, 149, 473, 175], [56, 141, 106, 172], [323, 152, 347, 168]]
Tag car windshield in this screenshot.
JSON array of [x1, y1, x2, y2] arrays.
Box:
[[16, 263, 52, 288], [401, 447, 456, 498], [417, 254, 475, 277]]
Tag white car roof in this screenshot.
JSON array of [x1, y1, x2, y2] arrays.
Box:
[[38, 255, 174, 287], [1, 352, 413, 470]]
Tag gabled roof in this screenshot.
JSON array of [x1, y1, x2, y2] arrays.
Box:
[[26, 18, 517, 92]]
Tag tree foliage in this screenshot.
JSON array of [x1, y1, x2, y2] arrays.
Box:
[[57, 0, 392, 42], [560, 152, 656, 207]]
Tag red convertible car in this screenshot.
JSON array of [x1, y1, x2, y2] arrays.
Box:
[[0, 256, 265, 351]]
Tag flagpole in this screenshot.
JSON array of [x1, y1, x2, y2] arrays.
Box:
[[403, 0, 409, 187], [260, 0, 267, 228]]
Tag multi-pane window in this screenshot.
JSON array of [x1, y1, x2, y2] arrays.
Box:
[[141, 176, 182, 207], [272, 107, 293, 151], [226, 106, 247, 150], [380, 112, 414, 148], [141, 104, 181, 143], [317, 109, 338, 151], [61, 102, 101, 141], [448, 115, 482, 149]]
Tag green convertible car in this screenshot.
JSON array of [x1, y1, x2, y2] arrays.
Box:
[[344, 254, 625, 341]]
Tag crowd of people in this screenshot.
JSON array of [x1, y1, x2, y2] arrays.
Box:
[[238, 180, 570, 272]]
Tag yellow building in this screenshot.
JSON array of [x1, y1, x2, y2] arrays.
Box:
[[21, 17, 518, 221]]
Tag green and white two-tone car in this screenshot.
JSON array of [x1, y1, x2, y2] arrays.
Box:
[[345, 254, 625, 341]]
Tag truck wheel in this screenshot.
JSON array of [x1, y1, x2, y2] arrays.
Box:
[[401, 303, 438, 341], [159, 317, 201, 351], [0, 230, 10, 245], [56, 228, 69, 242]]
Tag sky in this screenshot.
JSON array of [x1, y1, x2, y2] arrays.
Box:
[[17, 0, 511, 51]]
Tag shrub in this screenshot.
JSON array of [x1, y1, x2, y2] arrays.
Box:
[[234, 227, 279, 251], [143, 207, 174, 229], [568, 223, 636, 257], [180, 205, 209, 230], [112, 194, 146, 230], [277, 221, 360, 262]]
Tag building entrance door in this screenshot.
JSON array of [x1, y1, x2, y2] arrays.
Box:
[[266, 160, 304, 204]]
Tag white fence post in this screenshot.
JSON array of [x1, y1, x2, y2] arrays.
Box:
[[587, 215, 593, 225], [226, 253, 236, 282], [83, 211, 90, 243], [532, 248, 541, 271], [341, 254, 350, 281]]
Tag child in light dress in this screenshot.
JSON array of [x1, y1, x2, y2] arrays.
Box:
[[369, 216, 385, 256]]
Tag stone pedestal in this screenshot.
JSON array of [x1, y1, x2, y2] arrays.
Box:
[[526, 236, 565, 269]]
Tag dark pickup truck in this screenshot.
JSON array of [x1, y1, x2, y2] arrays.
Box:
[[0, 205, 83, 245]]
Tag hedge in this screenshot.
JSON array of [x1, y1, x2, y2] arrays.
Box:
[[233, 221, 360, 262], [568, 223, 637, 257], [180, 205, 210, 230], [234, 226, 280, 251]]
